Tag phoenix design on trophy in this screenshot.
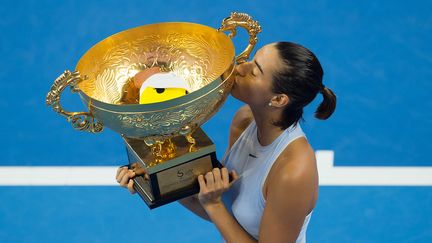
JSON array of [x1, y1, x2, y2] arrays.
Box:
[[46, 12, 261, 208]]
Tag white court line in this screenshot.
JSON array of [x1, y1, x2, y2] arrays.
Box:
[[316, 151, 432, 186], [0, 151, 431, 186], [0, 166, 118, 186]]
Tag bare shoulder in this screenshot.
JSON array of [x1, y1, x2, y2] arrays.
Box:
[[228, 105, 254, 149], [264, 137, 318, 213]]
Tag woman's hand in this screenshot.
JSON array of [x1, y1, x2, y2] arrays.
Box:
[[116, 166, 137, 194], [116, 164, 149, 194], [197, 167, 239, 209]]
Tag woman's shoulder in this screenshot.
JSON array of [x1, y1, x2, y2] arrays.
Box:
[[228, 105, 254, 149], [274, 137, 317, 186]]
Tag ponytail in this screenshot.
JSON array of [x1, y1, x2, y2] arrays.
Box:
[[315, 87, 337, 120], [272, 42, 337, 128]]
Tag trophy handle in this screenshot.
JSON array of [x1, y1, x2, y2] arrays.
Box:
[[46, 70, 103, 133], [218, 12, 262, 64]]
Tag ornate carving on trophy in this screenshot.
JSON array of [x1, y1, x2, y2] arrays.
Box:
[[46, 12, 261, 208]]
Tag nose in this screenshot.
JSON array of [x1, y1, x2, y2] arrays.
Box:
[[235, 62, 252, 77]]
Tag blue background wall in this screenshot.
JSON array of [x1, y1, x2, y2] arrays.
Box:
[[0, 0, 431, 242]]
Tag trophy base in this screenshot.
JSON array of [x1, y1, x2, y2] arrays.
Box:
[[123, 128, 221, 209]]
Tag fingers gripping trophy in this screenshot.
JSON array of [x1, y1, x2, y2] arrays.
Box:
[[46, 12, 262, 209]]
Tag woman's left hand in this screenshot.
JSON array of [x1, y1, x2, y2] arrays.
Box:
[[197, 167, 239, 209]]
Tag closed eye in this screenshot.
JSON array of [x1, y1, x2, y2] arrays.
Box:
[[254, 60, 264, 75], [250, 63, 257, 76]]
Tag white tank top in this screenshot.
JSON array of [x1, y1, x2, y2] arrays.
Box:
[[221, 121, 312, 242]]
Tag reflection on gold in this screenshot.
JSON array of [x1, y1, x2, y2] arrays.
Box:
[[149, 139, 177, 166], [76, 28, 233, 104], [46, 12, 262, 166], [120, 77, 140, 104]]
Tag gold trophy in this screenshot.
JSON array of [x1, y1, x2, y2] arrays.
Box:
[[46, 12, 261, 209]]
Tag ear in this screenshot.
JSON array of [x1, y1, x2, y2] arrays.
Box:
[[270, 94, 289, 108]]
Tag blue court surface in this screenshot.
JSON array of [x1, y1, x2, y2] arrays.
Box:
[[1, 1, 431, 242]]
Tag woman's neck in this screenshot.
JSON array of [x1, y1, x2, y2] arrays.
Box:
[[250, 106, 285, 146]]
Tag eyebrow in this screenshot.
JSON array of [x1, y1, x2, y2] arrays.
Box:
[[254, 60, 264, 74]]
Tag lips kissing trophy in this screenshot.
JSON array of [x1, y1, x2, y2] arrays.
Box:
[[46, 12, 261, 209]]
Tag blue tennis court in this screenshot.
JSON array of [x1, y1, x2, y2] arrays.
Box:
[[1, 1, 431, 242]]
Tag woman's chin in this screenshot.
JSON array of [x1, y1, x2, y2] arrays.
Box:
[[230, 77, 245, 100]]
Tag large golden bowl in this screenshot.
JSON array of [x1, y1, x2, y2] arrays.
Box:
[[46, 12, 261, 145]]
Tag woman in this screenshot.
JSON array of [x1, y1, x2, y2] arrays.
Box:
[[116, 42, 337, 242]]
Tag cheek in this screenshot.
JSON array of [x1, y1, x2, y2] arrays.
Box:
[[231, 79, 250, 101], [232, 75, 267, 101], [251, 81, 274, 103]]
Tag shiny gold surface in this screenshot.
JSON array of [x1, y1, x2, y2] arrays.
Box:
[[149, 139, 177, 166], [123, 127, 214, 171], [46, 12, 261, 145], [46, 70, 103, 133], [219, 12, 262, 64], [76, 22, 235, 105]]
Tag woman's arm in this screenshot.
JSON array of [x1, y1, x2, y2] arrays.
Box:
[[204, 201, 257, 243], [258, 169, 315, 242], [198, 168, 256, 243], [178, 195, 211, 222], [258, 139, 318, 242]]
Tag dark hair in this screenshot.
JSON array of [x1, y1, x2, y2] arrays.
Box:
[[272, 42, 336, 129]]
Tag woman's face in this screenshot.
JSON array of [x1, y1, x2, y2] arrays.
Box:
[[231, 44, 284, 107]]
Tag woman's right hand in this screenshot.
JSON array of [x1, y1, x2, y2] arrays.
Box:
[[116, 164, 151, 194], [116, 166, 137, 194]]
